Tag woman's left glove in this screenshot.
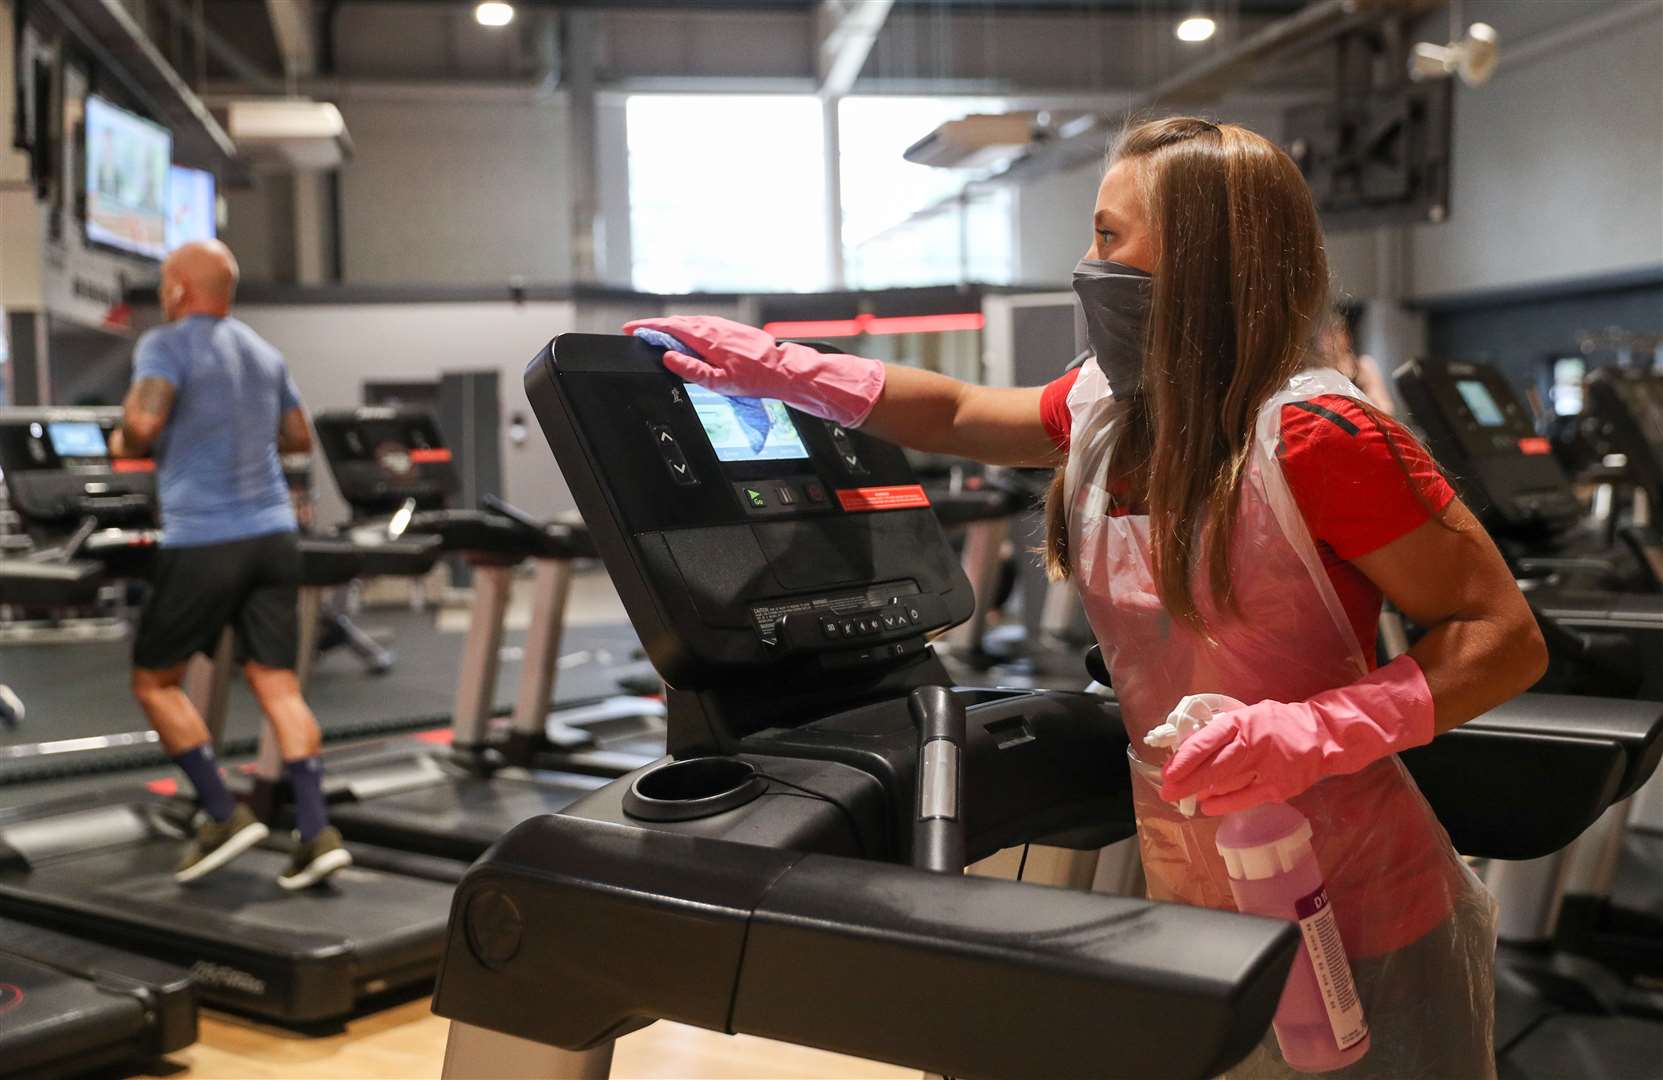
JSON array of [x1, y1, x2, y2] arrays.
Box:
[[1159, 655, 1436, 816], [624, 315, 886, 429]]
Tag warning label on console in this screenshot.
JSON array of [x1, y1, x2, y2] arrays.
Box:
[[835, 484, 931, 513]]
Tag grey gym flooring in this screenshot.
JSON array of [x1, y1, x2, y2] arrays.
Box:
[[0, 608, 648, 751]]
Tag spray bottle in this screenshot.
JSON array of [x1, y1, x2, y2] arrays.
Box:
[[1144, 694, 1371, 1073]]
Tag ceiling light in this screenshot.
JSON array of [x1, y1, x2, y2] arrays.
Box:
[[474, 2, 515, 28], [1176, 16, 1216, 43]]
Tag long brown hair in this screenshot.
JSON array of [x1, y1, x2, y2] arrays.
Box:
[[1044, 117, 1332, 632]]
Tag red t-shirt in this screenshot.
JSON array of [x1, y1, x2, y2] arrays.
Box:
[[1039, 369, 1454, 663]]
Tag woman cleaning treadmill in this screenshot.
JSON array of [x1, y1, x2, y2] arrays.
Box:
[[626, 117, 1547, 1078]]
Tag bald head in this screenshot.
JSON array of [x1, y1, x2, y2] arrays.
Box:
[[160, 240, 240, 321]]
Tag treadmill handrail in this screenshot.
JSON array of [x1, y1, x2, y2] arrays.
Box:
[[433, 813, 1299, 1080]]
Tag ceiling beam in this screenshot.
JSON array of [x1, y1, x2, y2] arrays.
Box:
[[816, 0, 892, 96]]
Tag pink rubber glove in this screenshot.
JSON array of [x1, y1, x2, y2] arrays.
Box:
[[1159, 655, 1437, 816], [623, 315, 886, 429]]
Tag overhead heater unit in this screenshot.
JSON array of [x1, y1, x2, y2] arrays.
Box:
[[226, 99, 353, 171], [903, 113, 1042, 169]]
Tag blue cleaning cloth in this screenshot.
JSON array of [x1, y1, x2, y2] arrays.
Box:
[[633, 327, 694, 355], [634, 327, 773, 453]]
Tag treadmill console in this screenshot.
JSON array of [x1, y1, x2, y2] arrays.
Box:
[[1584, 369, 1663, 501], [525, 333, 973, 698], [1396, 358, 1581, 534], [0, 409, 156, 527], [314, 408, 458, 514]]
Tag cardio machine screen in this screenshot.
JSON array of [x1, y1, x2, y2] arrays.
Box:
[[685, 383, 810, 463], [1456, 380, 1506, 427], [48, 422, 108, 458]]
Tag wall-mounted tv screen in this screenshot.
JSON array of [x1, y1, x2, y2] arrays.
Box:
[[84, 94, 171, 260], [166, 164, 216, 251]]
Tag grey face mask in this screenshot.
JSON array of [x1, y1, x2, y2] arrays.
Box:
[[1072, 257, 1152, 399]]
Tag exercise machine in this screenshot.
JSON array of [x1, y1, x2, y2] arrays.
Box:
[[0, 410, 459, 1027], [433, 333, 1661, 1078], [1397, 358, 1663, 1045], [0, 915, 195, 1077], [436, 332, 1294, 1079]]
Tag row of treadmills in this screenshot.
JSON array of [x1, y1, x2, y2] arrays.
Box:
[[0, 340, 1661, 1078], [0, 403, 673, 1072]]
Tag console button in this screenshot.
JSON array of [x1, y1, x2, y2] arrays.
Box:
[[743, 486, 767, 508], [821, 619, 841, 638], [651, 426, 699, 486], [881, 613, 898, 630], [826, 425, 867, 475], [803, 481, 829, 504], [775, 485, 799, 506], [907, 606, 922, 624], [840, 620, 856, 637]]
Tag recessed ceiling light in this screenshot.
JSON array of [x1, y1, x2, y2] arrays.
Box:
[[475, 2, 515, 28], [1176, 16, 1217, 43]]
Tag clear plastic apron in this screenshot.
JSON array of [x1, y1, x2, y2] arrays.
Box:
[[1065, 361, 1498, 1079]]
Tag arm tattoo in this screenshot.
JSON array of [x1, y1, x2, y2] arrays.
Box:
[[132, 378, 175, 416], [120, 377, 176, 454]]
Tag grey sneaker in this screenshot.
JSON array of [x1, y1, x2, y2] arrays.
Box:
[[174, 803, 269, 883], [277, 826, 352, 891]]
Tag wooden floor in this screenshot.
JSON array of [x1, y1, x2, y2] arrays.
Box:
[[139, 999, 915, 1079]]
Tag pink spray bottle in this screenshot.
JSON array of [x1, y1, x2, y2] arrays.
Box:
[[1144, 694, 1371, 1073]]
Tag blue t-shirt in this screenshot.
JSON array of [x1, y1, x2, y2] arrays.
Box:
[[131, 315, 300, 547]]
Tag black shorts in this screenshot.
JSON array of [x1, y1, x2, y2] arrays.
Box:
[[133, 530, 302, 671]]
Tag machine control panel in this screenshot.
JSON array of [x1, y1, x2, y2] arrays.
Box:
[[1396, 359, 1581, 534], [314, 408, 459, 513], [0, 410, 157, 528], [526, 333, 974, 692], [1424, 362, 1537, 455]]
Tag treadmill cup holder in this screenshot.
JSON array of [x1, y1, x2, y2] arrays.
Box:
[[623, 757, 766, 822]]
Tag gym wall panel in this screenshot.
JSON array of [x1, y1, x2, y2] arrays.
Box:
[[220, 175, 298, 286], [1408, 3, 1663, 299], [335, 97, 574, 288], [1010, 104, 1376, 302], [1013, 160, 1102, 288], [231, 300, 580, 525], [1425, 278, 1663, 395]]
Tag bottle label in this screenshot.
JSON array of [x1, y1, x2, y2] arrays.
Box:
[[1294, 885, 1369, 1051]]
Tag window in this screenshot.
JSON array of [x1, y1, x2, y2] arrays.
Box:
[[838, 97, 1014, 289], [627, 95, 828, 294], [624, 93, 1016, 293]]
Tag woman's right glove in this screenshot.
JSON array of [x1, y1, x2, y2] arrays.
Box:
[[623, 315, 886, 429]]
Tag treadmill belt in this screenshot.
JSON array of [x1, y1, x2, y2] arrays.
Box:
[[24, 841, 445, 951], [331, 772, 610, 860], [0, 823, 454, 1022]]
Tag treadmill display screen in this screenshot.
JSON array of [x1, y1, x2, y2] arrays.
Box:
[[48, 421, 108, 458], [686, 384, 810, 463], [1456, 380, 1506, 427]]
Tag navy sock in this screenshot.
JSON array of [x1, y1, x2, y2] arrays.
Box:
[[286, 757, 328, 842], [172, 745, 236, 822]]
